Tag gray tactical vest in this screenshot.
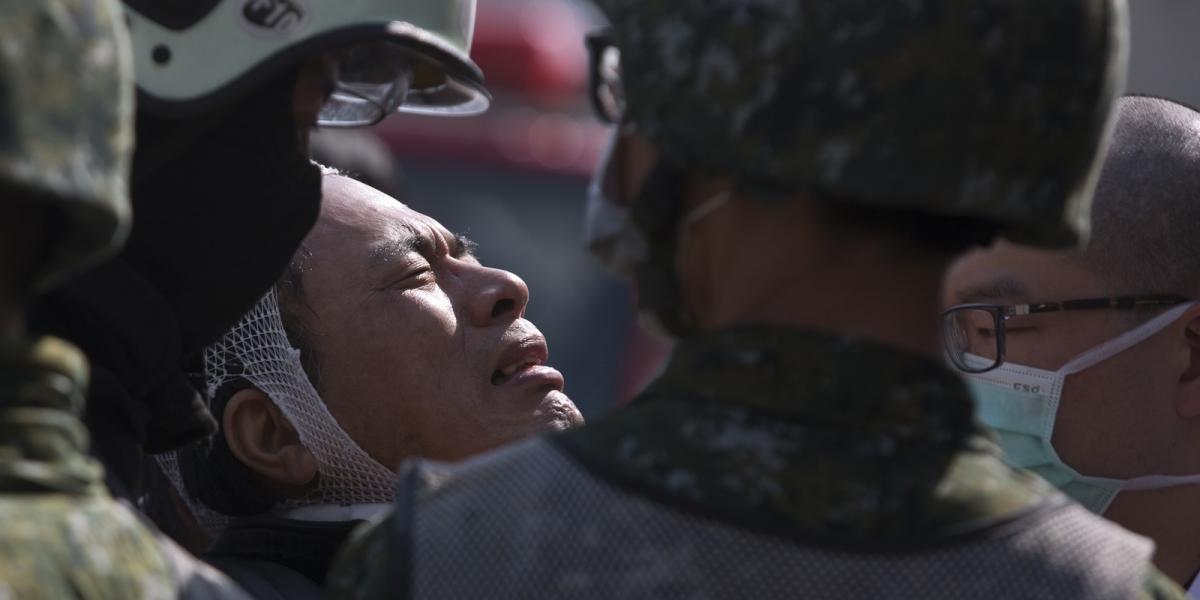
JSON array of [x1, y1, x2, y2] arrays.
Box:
[[401, 438, 1155, 599]]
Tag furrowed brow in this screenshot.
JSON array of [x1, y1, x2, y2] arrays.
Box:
[[367, 225, 427, 268], [452, 232, 478, 259]]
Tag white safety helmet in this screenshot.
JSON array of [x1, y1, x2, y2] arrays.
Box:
[[123, 0, 489, 126]]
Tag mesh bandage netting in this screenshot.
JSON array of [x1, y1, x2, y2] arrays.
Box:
[[160, 286, 396, 528]]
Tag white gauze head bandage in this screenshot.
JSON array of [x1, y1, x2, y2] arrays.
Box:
[[187, 286, 397, 514]]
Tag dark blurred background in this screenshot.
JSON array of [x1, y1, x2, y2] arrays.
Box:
[[1126, 0, 1200, 109]]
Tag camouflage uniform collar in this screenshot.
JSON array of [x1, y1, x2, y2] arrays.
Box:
[[554, 325, 1054, 546], [0, 337, 103, 494], [639, 325, 975, 440]]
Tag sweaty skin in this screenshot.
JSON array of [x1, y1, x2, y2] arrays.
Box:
[[293, 175, 582, 467]]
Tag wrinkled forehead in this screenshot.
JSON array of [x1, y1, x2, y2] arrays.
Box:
[[943, 242, 1101, 307], [316, 175, 448, 243]]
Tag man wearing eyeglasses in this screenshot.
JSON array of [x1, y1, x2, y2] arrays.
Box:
[[326, 2, 1189, 598], [944, 95, 1200, 594]]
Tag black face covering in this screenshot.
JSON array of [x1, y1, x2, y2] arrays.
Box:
[[32, 70, 323, 496], [126, 70, 322, 351]]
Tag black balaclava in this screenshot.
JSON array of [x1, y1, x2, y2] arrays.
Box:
[[32, 69, 322, 499]]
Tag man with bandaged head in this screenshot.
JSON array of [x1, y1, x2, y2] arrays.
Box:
[[31, 0, 491, 515], [164, 170, 581, 595], [327, 1, 1189, 598], [0, 0, 250, 595]]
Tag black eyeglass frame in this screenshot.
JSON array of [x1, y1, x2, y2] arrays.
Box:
[[941, 295, 1191, 374], [585, 29, 623, 125]]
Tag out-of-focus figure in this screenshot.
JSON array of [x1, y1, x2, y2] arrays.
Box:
[[29, 0, 490, 530], [164, 171, 581, 596], [0, 0, 249, 596], [327, 1, 1188, 598], [944, 95, 1200, 594]]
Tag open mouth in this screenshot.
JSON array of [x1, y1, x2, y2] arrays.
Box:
[[490, 335, 561, 389], [491, 358, 542, 385]]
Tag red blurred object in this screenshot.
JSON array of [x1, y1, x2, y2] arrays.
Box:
[[378, 0, 607, 178], [472, 0, 590, 107]]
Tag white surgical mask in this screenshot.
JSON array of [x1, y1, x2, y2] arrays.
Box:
[[964, 301, 1200, 514], [584, 129, 648, 278]]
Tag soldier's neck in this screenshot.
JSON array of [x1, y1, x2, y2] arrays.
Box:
[[704, 253, 950, 360]]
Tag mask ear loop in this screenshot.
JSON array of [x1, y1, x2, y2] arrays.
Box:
[[1059, 302, 1197, 376], [1059, 300, 1200, 494], [679, 192, 732, 230]]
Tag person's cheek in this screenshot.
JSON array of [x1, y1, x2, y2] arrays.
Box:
[[399, 289, 474, 399]]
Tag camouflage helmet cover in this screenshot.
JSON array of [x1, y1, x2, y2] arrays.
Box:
[[596, 0, 1129, 248], [0, 0, 135, 291]]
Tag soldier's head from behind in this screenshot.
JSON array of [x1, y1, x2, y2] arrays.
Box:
[[175, 170, 582, 524], [584, 0, 1126, 353], [943, 97, 1200, 582], [0, 0, 134, 338]]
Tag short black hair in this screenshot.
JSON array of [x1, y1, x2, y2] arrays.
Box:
[[1078, 96, 1200, 296], [277, 243, 323, 393]]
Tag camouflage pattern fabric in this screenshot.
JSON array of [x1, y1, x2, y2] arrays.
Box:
[[559, 327, 1185, 598], [326, 327, 1185, 598], [0, 0, 135, 291], [599, 0, 1128, 249], [0, 338, 250, 599]]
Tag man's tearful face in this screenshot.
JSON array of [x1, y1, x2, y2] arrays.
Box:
[[297, 175, 583, 468]]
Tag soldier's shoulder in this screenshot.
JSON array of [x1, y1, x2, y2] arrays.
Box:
[[326, 439, 571, 600], [0, 494, 175, 598]]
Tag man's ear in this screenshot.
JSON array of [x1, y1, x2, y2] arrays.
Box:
[[1176, 309, 1200, 419], [223, 388, 318, 494]]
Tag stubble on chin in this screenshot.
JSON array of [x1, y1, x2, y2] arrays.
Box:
[[537, 391, 585, 432]]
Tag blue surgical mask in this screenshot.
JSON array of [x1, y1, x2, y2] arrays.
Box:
[[964, 302, 1200, 514]]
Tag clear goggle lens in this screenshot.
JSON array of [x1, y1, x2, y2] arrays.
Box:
[[318, 40, 416, 127]]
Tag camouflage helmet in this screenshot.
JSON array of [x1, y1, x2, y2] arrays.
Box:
[[594, 0, 1129, 248], [0, 0, 135, 292]]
